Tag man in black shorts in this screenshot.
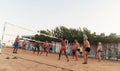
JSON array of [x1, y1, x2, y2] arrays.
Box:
[[83, 37, 91, 64]]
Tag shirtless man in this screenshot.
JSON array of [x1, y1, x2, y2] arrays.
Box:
[[97, 42, 103, 62], [22, 39, 27, 50], [33, 41, 40, 55], [74, 39, 80, 61], [82, 37, 91, 64], [13, 35, 19, 54], [40, 41, 49, 56], [58, 39, 69, 62]]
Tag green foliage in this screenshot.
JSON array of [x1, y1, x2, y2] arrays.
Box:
[[34, 26, 120, 44]]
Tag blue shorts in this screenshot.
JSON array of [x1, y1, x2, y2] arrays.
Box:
[[14, 42, 18, 48]]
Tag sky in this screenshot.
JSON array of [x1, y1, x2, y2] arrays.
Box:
[[0, 0, 120, 41]]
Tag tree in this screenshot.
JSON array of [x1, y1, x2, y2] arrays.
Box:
[[34, 26, 120, 44]]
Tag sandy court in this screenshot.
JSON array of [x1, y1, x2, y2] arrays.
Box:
[[0, 47, 120, 71]]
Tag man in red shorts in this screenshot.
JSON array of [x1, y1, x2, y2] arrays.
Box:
[[40, 40, 49, 56], [22, 39, 27, 50], [58, 38, 69, 62]]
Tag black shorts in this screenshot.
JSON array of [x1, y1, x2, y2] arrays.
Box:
[[97, 50, 102, 53], [50, 48, 52, 51], [85, 48, 90, 52], [80, 52, 83, 54], [77, 49, 80, 51], [72, 50, 75, 55]]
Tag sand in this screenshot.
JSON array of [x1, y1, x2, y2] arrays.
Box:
[[0, 47, 120, 71]]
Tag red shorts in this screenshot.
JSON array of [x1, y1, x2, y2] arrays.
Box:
[[23, 45, 26, 47], [23, 45, 26, 49], [60, 46, 66, 52]]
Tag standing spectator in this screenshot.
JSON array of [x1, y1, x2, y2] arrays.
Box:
[[79, 45, 83, 57], [97, 42, 103, 62]]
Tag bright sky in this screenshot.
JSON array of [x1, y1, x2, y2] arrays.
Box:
[[0, 0, 120, 41]]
